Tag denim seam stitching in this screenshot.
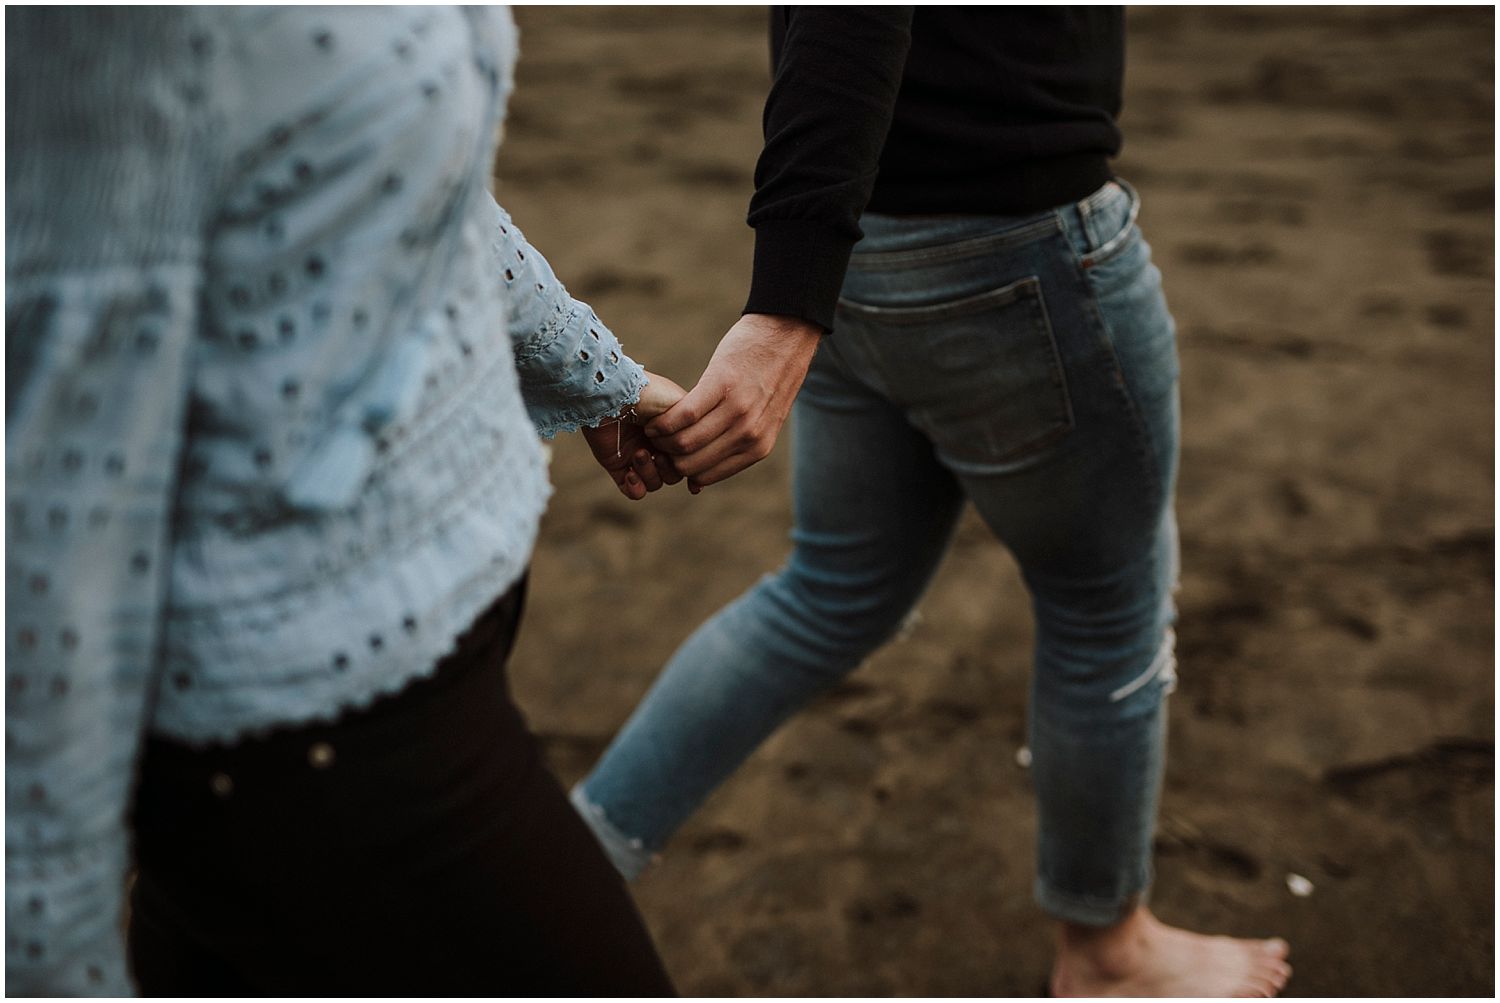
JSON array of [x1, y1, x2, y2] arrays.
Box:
[[1069, 194, 1166, 505], [1082, 280, 1165, 513]]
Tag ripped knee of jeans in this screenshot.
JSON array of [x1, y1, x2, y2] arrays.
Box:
[[1108, 626, 1177, 703]]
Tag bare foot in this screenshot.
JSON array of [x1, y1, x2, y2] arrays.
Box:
[[1050, 906, 1291, 997]]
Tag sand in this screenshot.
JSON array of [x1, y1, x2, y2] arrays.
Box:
[[496, 7, 1494, 995]]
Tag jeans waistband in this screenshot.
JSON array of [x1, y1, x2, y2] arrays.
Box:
[[851, 178, 1136, 267]]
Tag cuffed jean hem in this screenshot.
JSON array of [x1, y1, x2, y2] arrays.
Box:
[[1035, 876, 1150, 928], [570, 783, 656, 881]]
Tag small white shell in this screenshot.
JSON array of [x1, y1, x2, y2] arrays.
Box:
[[1286, 873, 1314, 897]]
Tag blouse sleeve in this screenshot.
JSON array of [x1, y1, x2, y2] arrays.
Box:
[[5, 9, 213, 995], [482, 194, 648, 438]]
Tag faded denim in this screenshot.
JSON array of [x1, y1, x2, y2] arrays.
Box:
[[577, 180, 1181, 926]]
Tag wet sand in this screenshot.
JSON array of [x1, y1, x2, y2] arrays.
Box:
[[497, 7, 1494, 995]]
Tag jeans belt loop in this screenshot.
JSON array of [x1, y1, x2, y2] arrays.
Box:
[[1061, 200, 1094, 260]]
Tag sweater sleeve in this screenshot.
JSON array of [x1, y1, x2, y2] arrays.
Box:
[[482, 194, 647, 438], [5, 10, 212, 995], [743, 6, 915, 331]]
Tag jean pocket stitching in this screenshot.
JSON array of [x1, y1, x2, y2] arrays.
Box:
[[993, 280, 1076, 465], [837, 275, 1042, 326], [841, 276, 1075, 467]]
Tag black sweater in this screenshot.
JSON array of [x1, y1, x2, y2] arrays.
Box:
[[744, 6, 1125, 331]]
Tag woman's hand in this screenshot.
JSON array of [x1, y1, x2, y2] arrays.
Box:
[[582, 371, 688, 500]]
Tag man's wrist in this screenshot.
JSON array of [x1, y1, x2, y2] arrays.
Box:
[[743, 220, 857, 333], [740, 312, 825, 342]]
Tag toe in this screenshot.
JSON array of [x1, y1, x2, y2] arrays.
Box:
[[1245, 974, 1282, 998], [1257, 960, 1293, 996], [1261, 937, 1291, 959]]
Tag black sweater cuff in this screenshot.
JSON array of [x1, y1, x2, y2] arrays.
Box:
[[743, 220, 857, 333]]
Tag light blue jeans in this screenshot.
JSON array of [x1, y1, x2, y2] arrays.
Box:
[[575, 180, 1181, 927]]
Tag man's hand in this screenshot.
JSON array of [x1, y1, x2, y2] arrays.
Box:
[[582, 371, 688, 500], [645, 313, 822, 491]]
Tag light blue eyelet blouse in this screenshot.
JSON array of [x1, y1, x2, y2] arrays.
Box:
[[5, 7, 646, 994]]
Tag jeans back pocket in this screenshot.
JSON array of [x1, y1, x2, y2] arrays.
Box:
[[835, 275, 1074, 473]]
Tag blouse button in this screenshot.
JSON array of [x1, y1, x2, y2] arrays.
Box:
[[209, 772, 234, 799], [308, 743, 336, 769]]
